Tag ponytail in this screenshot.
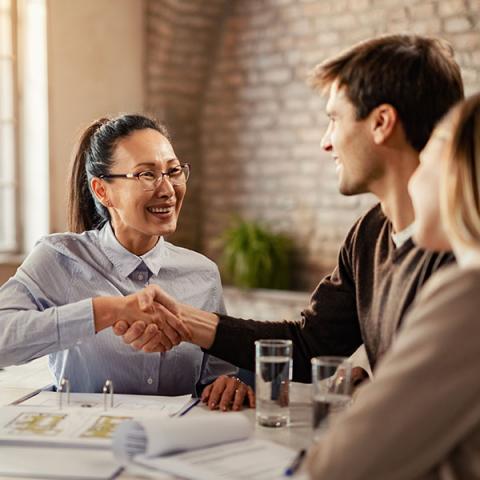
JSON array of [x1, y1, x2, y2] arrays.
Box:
[[67, 114, 169, 233], [67, 118, 109, 233]]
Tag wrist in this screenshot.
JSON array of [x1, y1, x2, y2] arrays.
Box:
[[178, 303, 219, 349], [92, 296, 122, 333]]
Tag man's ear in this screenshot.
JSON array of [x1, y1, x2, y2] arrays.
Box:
[[370, 104, 398, 145], [90, 177, 111, 208]]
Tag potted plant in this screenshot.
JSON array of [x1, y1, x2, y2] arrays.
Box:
[[220, 218, 292, 290]]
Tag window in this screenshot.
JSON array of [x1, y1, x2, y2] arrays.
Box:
[[0, 0, 48, 255], [19, 0, 49, 252], [0, 0, 18, 252]]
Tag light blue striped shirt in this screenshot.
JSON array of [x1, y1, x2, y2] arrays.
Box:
[[0, 222, 236, 395]]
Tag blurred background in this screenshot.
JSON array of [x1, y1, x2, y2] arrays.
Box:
[[1, 0, 479, 318]]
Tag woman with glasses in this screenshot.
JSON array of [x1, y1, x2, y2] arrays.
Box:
[[0, 114, 254, 409], [304, 95, 480, 478]]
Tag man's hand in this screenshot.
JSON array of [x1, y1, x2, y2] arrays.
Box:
[[201, 375, 255, 411]]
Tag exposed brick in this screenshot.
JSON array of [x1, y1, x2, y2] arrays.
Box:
[[261, 67, 293, 84], [278, 112, 312, 127], [351, 0, 371, 11], [448, 31, 480, 50], [302, 2, 333, 16], [146, 0, 480, 290], [407, 2, 436, 19], [444, 15, 473, 33], [438, 0, 469, 17]]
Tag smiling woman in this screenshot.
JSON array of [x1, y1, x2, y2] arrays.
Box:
[[0, 114, 254, 409], [69, 117, 186, 255]]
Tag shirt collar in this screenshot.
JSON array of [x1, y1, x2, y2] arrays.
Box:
[[99, 222, 166, 278], [391, 222, 415, 248]]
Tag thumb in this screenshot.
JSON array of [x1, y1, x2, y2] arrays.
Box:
[[137, 287, 155, 311], [148, 284, 180, 315], [112, 320, 129, 336]]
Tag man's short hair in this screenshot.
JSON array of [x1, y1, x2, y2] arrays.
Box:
[[311, 34, 464, 151]]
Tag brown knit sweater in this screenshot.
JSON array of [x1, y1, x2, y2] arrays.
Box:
[[208, 204, 454, 381]]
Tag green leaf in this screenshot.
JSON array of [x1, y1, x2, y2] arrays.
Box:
[[219, 218, 292, 289]]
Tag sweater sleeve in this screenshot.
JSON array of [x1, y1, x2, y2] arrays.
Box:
[[306, 266, 480, 480], [208, 225, 362, 382]]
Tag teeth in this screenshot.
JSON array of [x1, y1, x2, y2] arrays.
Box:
[[148, 207, 172, 213]]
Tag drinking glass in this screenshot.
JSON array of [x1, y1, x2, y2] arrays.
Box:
[[255, 339, 292, 427], [311, 356, 352, 436]]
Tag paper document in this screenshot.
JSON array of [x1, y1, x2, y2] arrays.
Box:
[[135, 438, 304, 480], [113, 414, 253, 460], [0, 445, 121, 479], [0, 405, 136, 449], [22, 391, 192, 415], [113, 414, 308, 480], [0, 391, 193, 449]]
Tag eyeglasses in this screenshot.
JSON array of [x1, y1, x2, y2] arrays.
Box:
[[99, 163, 190, 191]]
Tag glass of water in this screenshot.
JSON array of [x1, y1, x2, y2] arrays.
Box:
[[255, 339, 292, 427], [311, 356, 352, 437]]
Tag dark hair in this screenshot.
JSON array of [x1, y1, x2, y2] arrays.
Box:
[[311, 34, 464, 151], [67, 114, 169, 233]]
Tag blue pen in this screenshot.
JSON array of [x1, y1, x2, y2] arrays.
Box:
[[179, 398, 200, 416], [284, 449, 306, 476]]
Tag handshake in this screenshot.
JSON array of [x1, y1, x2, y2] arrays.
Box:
[[102, 284, 194, 353], [92, 285, 255, 411]]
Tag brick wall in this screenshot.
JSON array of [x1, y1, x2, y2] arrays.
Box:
[[146, 0, 480, 290], [145, 0, 228, 248]]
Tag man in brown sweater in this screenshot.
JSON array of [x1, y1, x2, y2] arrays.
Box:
[[113, 35, 463, 397]]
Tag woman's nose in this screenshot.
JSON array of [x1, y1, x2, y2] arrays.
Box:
[[153, 175, 175, 196]]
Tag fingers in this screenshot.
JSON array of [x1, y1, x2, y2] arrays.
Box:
[[122, 321, 147, 344], [131, 323, 165, 351], [158, 304, 192, 342], [136, 287, 155, 312], [205, 375, 228, 410], [147, 284, 180, 315], [112, 320, 129, 336], [116, 286, 190, 353], [246, 385, 256, 408], [231, 382, 248, 411], [219, 377, 239, 411], [204, 376, 253, 412], [201, 383, 213, 403]]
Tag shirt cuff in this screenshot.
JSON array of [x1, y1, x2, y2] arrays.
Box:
[[56, 298, 95, 349]]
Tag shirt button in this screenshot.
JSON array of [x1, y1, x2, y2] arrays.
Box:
[[138, 273, 144, 281], [147, 377, 153, 385]]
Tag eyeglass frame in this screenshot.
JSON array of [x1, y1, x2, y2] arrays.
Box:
[[98, 163, 191, 191]]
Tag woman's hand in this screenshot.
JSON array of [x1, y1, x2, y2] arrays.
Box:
[[201, 375, 255, 412]]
